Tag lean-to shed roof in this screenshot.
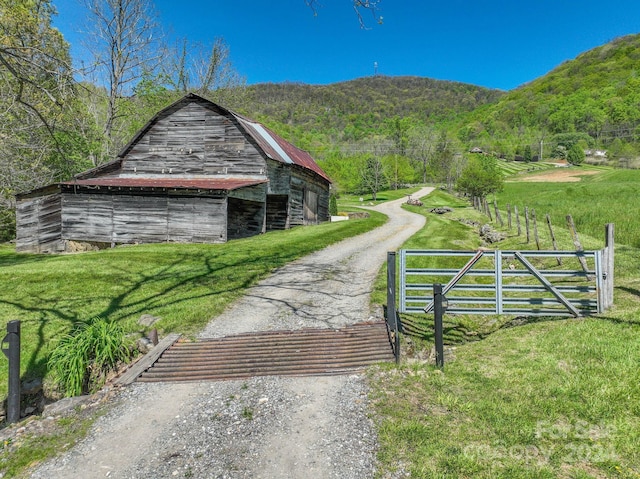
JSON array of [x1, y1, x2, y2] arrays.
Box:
[[60, 178, 267, 191]]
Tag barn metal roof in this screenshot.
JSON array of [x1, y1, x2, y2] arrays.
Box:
[[234, 115, 331, 182], [60, 178, 267, 191]]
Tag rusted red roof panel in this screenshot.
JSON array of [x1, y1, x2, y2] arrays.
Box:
[[234, 115, 331, 183], [60, 178, 267, 191]]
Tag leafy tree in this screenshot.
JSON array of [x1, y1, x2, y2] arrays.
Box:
[[455, 155, 503, 199], [382, 154, 415, 189], [385, 116, 410, 156], [0, 0, 79, 238], [523, 145, 532, 162], [317, 151, 365, 194], [567, 143, 585, 165], [553, 145, 567, 160], [360, 156, 388, 200], [552, 132, 593, 150], [408, 124, 438, 183]]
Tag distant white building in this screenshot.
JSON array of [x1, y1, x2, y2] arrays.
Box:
[[585, 149, 607, 158]]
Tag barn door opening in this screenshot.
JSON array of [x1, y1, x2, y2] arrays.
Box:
[[266, 195, 289, 231], [303, 190, 318, 225]]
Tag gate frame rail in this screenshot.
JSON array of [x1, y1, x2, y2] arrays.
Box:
[[399, 247, 611, 318]]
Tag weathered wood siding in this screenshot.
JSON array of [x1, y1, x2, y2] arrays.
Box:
[[120, 101, 267, 177], [266, 195, 289, 231], [61, 192, 227, 244], [16, 194, 64, 253], [227, 198, 265, 240], [228, 184, 266, 203], [167, 197, 227, 243], [266, 160, 291, 195], [289, 168, 330, 226]]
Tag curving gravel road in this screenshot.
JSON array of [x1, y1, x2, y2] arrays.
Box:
[[30, 187, 433, 479]]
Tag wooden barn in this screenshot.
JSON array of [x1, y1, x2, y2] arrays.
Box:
[[16, 94, 331, 253]]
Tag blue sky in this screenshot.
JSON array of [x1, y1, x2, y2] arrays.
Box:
[[53, 0, 640, 91]]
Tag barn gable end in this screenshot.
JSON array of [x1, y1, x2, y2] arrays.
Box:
[[118, 97, 268, 178]]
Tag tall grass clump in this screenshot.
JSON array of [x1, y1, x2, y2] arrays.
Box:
[[48, 317, 131, 396]]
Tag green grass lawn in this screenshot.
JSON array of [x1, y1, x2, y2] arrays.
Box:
[[370, 179, 640, 478], [0, 210, 386, 398]]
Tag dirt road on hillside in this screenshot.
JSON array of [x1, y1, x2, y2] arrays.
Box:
[[30, 187, 433, 479]]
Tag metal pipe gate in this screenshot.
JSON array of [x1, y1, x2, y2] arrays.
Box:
[[399, 249, 606, 317]]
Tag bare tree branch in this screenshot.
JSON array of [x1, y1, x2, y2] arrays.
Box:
[[305, 0, 382, 28]]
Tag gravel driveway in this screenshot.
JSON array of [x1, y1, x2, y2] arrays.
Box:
[[30, 187, 433, 479]]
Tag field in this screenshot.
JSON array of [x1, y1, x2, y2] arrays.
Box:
[[496, 159, 556, 177], [370, 168, 640, 478], [498, 167, 640, 249]]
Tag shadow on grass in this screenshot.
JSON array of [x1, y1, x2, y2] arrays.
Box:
[[0, 247, 298, 398], [618, 285, 640, 299]]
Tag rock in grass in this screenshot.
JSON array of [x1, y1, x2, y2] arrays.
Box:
[[138, 314, 161, 327], [429, 207, 453, 214]]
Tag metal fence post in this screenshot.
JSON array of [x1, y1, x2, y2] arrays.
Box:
[[604, 223, 614, 310], [387, 251, 400, 363], [2, 320, 21, 424], [433, 284, 445, 368]]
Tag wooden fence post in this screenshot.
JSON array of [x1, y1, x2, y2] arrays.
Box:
[[525, 206, 530, 243], [507, 204, 512, 230], [532, 209, 541, 250], [546, 214, 562, 265], [566, 215, 591, 278], [485, 198, 493, 222], [494, 200, 504, 227], [515, 205, 521, 236]]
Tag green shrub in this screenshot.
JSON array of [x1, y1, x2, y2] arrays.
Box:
[[329, 194, 338, 216], [48, 317, 131, 396]]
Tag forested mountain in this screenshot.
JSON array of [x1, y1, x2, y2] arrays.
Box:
[[231, 34, 640, 165], [457, 33, 640, 159], [235, 76, 503, 140]]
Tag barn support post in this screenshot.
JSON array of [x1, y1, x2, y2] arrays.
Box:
[[433, 284, 445, 369], [386, 252, 400, 364], [2, 320, 21, 424]]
